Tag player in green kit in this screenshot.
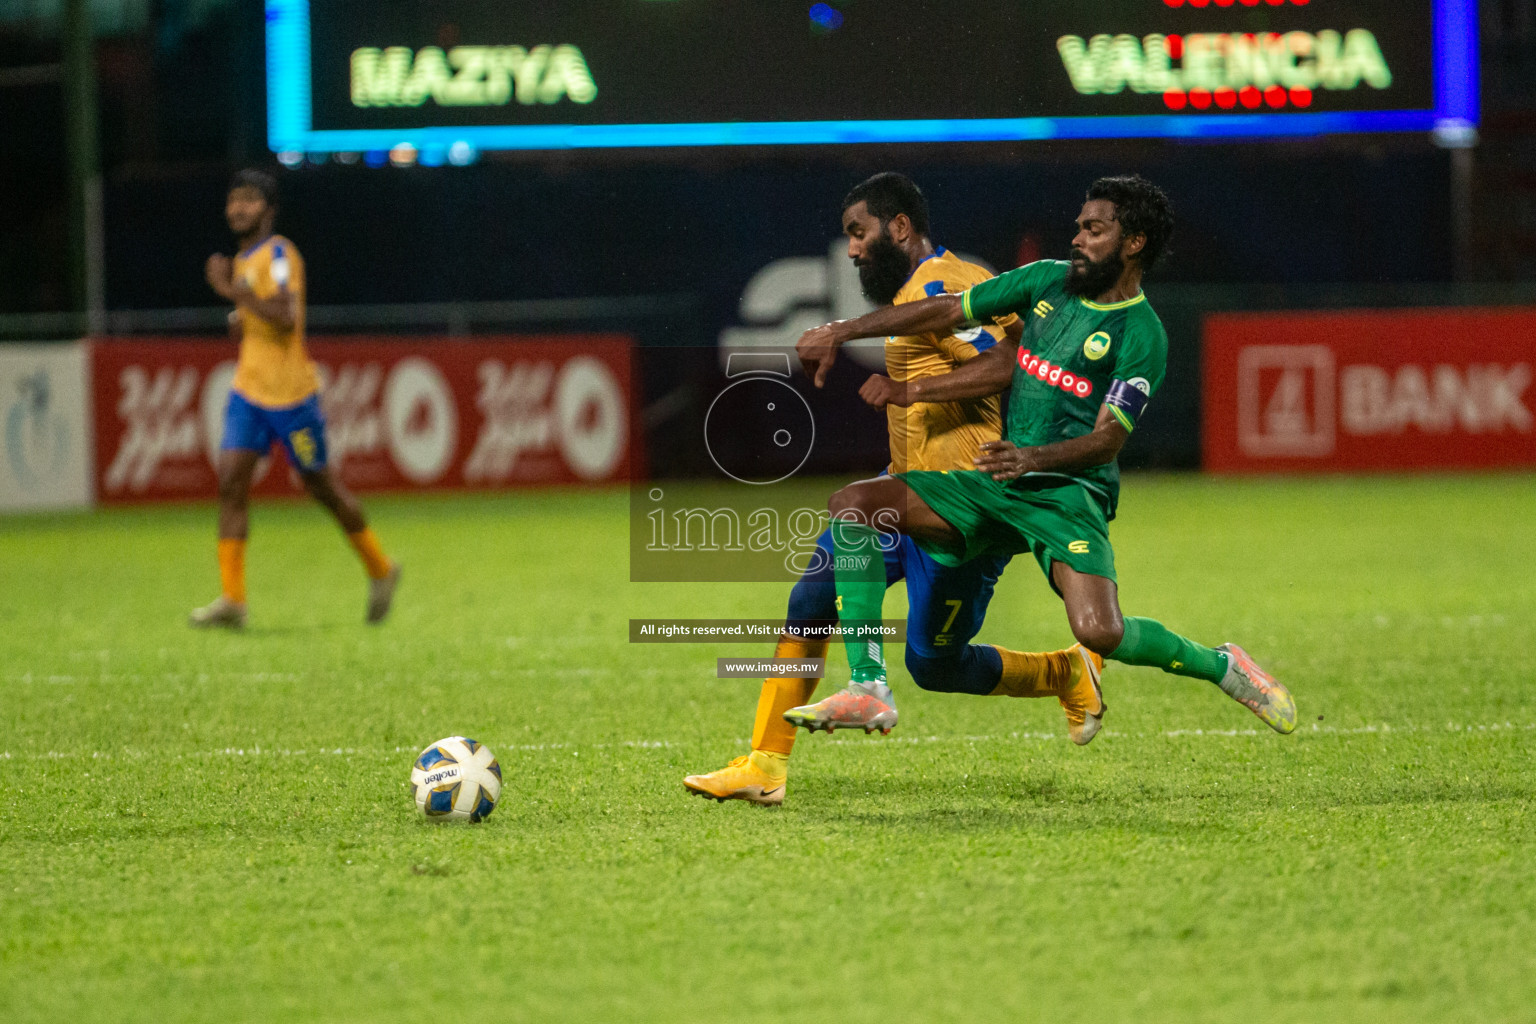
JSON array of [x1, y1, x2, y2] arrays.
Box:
[[795, 175, 1297, 736]]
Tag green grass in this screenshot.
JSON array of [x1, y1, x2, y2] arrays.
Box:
[[2, 475, 1534, 1023]]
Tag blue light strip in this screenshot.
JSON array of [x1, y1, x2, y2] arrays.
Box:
[[266, 1, 1479, 153], [265, 0, 310, 150], [1433, 0, 1480, 126]]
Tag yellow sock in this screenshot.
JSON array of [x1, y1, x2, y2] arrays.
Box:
[[989, 645, 1078, 698], [347, 527, 392, 580], [750, 635, 828, 755], [218, 538, 246, 604]]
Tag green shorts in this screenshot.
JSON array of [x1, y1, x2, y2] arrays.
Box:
[[896, 470, 1116, 586]]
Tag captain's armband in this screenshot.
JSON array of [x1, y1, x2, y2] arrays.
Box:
[[1103, 378, 1152, 432]]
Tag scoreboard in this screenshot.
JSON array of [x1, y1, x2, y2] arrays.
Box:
[[266, 0, 1478, 155]]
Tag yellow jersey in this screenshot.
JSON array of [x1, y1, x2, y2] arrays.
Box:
[[884, 247, 1016, 474], [230, 234, 319, 408]]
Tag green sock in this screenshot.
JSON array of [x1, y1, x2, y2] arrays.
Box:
[[831, 517, 887, 685], [1109, 616, 1229, 683]]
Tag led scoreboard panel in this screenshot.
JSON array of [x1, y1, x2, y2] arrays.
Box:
[[266, 0, 1478, 153]]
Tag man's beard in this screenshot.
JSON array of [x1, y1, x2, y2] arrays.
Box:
[[1064, 248, 1125, 298], [857, 230, 913, 306]]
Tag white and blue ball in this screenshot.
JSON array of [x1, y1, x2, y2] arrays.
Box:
[[410, 736, 502, 822]]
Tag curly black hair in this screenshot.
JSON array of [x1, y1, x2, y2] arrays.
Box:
[[1086, 175, 1174, 269], [228, 168, 279, 208], [842, 172, 931, 236]]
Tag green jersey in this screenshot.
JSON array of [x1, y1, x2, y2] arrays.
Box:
[[960, 260, 1168, 519]]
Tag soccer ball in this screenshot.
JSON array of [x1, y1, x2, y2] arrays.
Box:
[[410, 737, 502, 822]]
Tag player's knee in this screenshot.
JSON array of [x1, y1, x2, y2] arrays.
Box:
[[301, 471, 341, 506], [827, 481, 881, 522], [216, 470, 250, 505], [785, 576, 836, 626], [1070, 616, 1123, 657], [904, 647, 961, 692], [826, 485, 860, 520]]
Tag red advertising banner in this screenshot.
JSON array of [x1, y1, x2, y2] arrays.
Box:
[[1204, 309, 1536, 473], [92, 336, 636, 502]]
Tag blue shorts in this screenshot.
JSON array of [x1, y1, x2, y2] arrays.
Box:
[[221, 390, 328, 472], [786, 527, 1009, 659]]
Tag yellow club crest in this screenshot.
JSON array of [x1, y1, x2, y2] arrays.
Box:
[[1083, 331, 1111, 360]]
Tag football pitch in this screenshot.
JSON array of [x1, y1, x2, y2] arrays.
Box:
[[2, 474, 1533, 1023]]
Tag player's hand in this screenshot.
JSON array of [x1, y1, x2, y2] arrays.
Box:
[[204, 254, 235, 299], [796, 322, 845, 389], [973, 439, 1034, 481], [226, 309, 241, 341], [859, 374, 912, 409]]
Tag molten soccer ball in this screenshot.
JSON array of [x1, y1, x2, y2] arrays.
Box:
[[410, 737, 502, 822]]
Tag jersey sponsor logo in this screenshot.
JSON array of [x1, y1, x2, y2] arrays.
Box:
[[1017, 349, 1095, 399], [1083, 331, 1112, 360], [1068, 540, 1090, 554], [1033, 300, 1054, 319]]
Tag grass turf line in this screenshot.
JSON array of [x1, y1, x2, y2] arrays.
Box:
[[1, 475, 1533, 1023]]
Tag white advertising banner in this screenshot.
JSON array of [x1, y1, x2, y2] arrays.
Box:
[[0, 343, 93, 511]]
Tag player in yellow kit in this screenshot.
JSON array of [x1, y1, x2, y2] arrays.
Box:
[[189, 169, 400, 629], [683, 174, 1104, 806]]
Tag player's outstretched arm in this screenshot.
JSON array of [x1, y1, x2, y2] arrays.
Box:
[[973, 406, 1130, 481], [797, 294, 965, 388], [859, 342, 1018, 409]]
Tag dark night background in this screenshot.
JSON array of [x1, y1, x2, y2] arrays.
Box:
[[3, 0, 1535, 474]]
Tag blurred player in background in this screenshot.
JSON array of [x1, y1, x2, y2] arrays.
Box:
[[684, 173, 1105, 806], [796, 175, 1297, 740], [189, 169, 401, 629]]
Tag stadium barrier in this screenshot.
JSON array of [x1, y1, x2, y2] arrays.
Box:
[[0, 335, 638, 510], [1204, 308, 1536, 472], [91, 336, 637, 503]]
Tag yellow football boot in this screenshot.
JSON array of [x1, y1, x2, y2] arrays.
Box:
[[1059, 644, 1107, 746], [683, 751, 787, 806]]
